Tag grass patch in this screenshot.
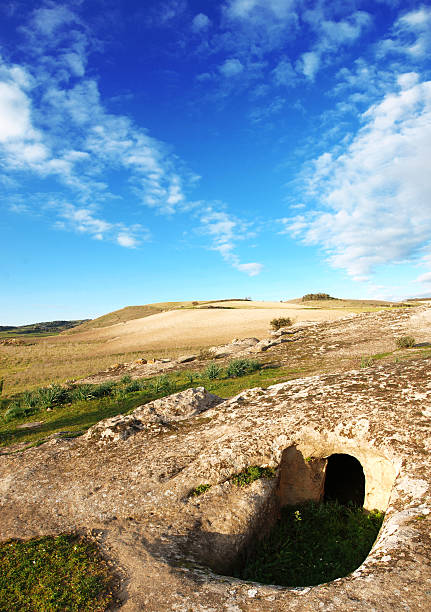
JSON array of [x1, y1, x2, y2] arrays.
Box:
[[188, 483, 212, 497], [230, 466, 276, 487], [0, 534, 116, 611], [235, 501, 384, 587]]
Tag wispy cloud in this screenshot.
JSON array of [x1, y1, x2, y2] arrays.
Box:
[[199, 207, 263, 276], [378, 6, 431, 58], [282, 77, 431, 279], [0, 2, 259, 270]]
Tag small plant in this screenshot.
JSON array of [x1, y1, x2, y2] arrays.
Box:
[[270, 317, 292, 331], [0, 379, 3, 396], [197, 348, 215, 361], [203, 362, 222, 380], [89, 381, 116, 399], [188, 483, 212, 497], [360, 356, 374, 368], [226, 358, 262, 378], [124, 380, 141, 393], [120, 375, 132, 385], [396, 336, 415, 349], [4, 401, 34, 422], [230, 466, 276, 487], [184, 371, 196, 384], [152, 375, 172, 394]]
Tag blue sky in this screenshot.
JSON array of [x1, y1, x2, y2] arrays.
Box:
[[1, 0, 431, 324]]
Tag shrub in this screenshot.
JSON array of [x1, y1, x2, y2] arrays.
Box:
[[4, 402, 35, 422], [302, 293, 335, 301], [69, 384, 95, 402], [124, 380, 141, 393], [152, 375, 172, 394], [120, 375, 132, 385], [89, 382, 116, 399], [197, 348, 215, 361], [270, 317, 292, 331], [203, 362, 222, 380], [0, 379, 3, 395], [396, 336, 415, 349], [226, 358, 261, 378]]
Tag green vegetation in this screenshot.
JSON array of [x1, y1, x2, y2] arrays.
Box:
[[235, 501, 384, 587], [229, 466, 276, 487], [360, 356, 374, 368], [0, 320, 88, 339], [226, 358, 262, 377], [0, 360, 305, 449], [396, 335, 416, 349], [203, 362, 222, 380], [0, 534, 115, 611], [302, 293, 336, 301], [270, 317, 292, 331], [188, 483, 212, 497]]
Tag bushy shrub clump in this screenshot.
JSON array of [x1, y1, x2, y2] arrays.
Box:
[[203, 362, 222, 380], [302, 293, 335, 301], [235, 501, 384, 586], [226, 358, 261, 378], [396, 336, 415, 349], [270, 317, 292, 331]]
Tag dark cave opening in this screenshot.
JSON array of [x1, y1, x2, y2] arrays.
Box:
[[324, 453, 365, 506]]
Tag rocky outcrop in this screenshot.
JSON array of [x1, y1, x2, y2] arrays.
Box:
[[85, 387, 224, 444], [1, 356, 431, 611]]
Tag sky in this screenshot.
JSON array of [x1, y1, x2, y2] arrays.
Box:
[[1, 0, 431, 324]]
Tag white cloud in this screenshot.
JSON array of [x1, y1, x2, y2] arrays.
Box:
[[284, 78, 431, 278], [32, 5, 77, 36], [299, 51, 320, 80], [235, 262, 263, 276], [378, 6, 431, 58], [117, 233, 138, 248], [199, 208, 263, 276], [272, 58, 296, 86], [192, 13, 210, 32], [225, 0, 296, 21], [55, 203, 146, 248], [2, 4, 259, 271], [219, 58, 244, 77]]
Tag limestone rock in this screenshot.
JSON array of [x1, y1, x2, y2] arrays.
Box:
[[84, 386, 224, 444], [176, 354, 197, 363]]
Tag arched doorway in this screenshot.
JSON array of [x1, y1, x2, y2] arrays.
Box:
[[324, 453, 365, 506]]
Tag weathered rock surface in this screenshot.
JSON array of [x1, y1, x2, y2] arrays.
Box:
[[1, 353, 431, 611], [84, 387, 224, 444]]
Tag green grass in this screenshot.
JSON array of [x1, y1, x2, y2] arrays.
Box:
[[229, 466, 276, 487], [0, 362, 304, 449], [188, 483, 212, 497], [235, 501, 384, 587], [0, 534, 115, 611]]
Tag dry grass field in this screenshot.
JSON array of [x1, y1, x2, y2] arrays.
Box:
[[0, 299, 413, 395]]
